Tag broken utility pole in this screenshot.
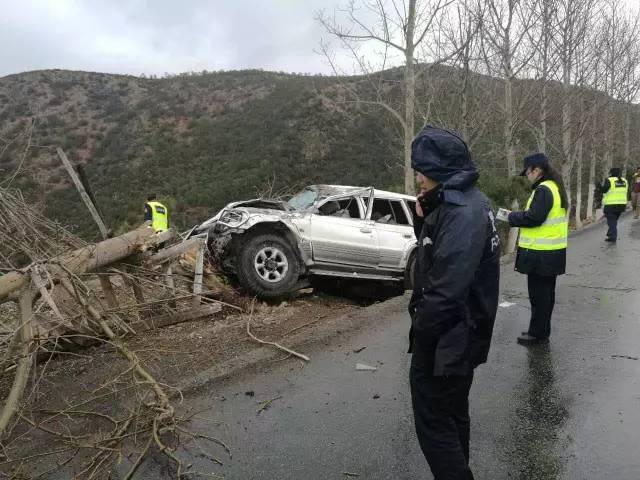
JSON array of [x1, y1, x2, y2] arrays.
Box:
[[56, 147, 109, 239]]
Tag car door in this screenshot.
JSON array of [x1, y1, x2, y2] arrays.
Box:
[[307, 193, 379, 267], [368, 197, 416, 270]]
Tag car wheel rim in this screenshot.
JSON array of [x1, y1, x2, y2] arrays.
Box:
[[254, 247, 289, 283]]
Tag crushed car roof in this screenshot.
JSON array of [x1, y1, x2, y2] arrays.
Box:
[[314, 185, 416, 201]]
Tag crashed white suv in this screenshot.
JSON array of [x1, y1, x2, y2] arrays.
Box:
[[196, 185, 418, 298]]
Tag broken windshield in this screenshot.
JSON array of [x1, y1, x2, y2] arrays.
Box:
[[286, 187, 318, 211]]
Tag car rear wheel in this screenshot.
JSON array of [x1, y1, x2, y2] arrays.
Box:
[[404, 250, 417, 291], [237, 233, 300, 298]]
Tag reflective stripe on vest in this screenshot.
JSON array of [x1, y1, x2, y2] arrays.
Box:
[[146, 201, 168, 232], [518, 180, 568, 251], [602, 177, 628, 205]]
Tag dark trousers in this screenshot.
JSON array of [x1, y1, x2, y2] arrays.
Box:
[[410, 361, 475, 480], [605, 211, 621, 239], [527, 273, 557, 339]]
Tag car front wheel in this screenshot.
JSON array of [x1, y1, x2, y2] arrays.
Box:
[[237, 233, 300, 298]]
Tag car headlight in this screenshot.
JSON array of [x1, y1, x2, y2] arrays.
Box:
[[218, 209, 249, 228]]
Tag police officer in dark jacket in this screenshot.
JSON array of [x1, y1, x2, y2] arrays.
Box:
[[508, 153, 568, 346], [408, 126, 500, 480]]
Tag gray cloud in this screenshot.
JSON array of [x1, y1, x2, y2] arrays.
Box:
[[0, 0, 347, 77]]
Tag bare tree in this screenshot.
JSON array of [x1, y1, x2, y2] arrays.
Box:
[[616, 13, 640, 175], [317, 0, 469, 194], [571, 13, 600, 226], [599, 0, 636, 174], [529, 0, 560, 153], [440, 0, 490, 146], [585, 56, 604, 220], [480, 0, 537, 175], [553, 0, 597, 211]]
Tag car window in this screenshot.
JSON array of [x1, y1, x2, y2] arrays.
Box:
[[287, 187, 318, 210], [318, 196, 362, 219], [365, 198, 410, 225], [390, 200, 409, 225], [406, 201, 417, 222]]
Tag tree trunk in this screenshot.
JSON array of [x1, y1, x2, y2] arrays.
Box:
[[604, 104, 613, 173], [562, 160, 572, 219], [504, 72, 516, 176], [0, 225, 173, 303], [404, 0, 417, 195], [461, 53, 470, 142], [624, 104, 631, 176], [539, 82, 547, 153], [561, 50, 573, 214], [502, 17, 516, 177], [575, 132, 583, 229], [538, 0, 551, 153], [587, 147, 596, 220], [507, 199, 520, 253]]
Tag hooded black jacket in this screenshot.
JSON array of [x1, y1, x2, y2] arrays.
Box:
[[408, 127, 500, 376]]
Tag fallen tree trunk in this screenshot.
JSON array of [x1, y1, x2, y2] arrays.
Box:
[[0, 224, 174, 303], [131, 303, 222, 331]]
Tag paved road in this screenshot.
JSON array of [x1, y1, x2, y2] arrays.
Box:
[[138, 215, 640, 479]]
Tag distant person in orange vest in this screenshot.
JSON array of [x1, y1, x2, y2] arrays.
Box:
[[144, 194, 169, 232]]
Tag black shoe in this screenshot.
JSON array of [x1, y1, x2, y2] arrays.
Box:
[[605, 237, 617, 242], [517, 334, 549, 346]]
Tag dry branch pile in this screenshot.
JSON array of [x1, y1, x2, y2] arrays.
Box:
[[0, 188, 235, 479]]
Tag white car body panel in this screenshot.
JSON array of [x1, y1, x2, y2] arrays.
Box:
[[197, 185, 418, 285]]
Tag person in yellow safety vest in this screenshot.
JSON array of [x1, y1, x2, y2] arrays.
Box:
[[507, 153, 569, 346], [144, 194, 169, 232], [600, 167, 629, 242]]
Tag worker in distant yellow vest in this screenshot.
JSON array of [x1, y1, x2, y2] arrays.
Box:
[[507, 153, 568, 346], [601, 167, 628, 242], [144, 194, 168, 232]]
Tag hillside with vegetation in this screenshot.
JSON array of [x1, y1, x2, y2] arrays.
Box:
[[0, 67, 637, 238]]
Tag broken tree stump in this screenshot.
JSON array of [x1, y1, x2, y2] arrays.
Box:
[[164, 265, 177, 309]]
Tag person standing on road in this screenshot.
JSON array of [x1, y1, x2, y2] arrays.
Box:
[[600, 167, 628, 242], [408, 125, 500, 480], [507, 153, 568, 346], [631, 166, 640, 219]]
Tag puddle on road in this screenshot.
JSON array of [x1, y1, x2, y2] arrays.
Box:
[[508, 344, 570, 479]]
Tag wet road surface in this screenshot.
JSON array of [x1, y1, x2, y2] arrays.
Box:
[[136, 216, 640, 479]]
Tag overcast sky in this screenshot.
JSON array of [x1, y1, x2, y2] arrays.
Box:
[[0, 0, 353, 78], [3, 0, 638, 79]]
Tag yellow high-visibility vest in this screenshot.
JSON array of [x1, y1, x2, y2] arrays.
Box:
[[146, 201, 168, 232], [518, 180, 568, 251], [602, 177, 628, 206]]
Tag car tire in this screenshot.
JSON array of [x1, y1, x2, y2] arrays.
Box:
[[237, 233, 300, 299], [404, 250, 417, 291]]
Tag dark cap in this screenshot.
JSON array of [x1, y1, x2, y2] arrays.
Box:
[[519, 153, 549, 176], [610, 167, 621, 177]]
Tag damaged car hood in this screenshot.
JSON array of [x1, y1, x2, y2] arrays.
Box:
[[197, 199, 290, 230]]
